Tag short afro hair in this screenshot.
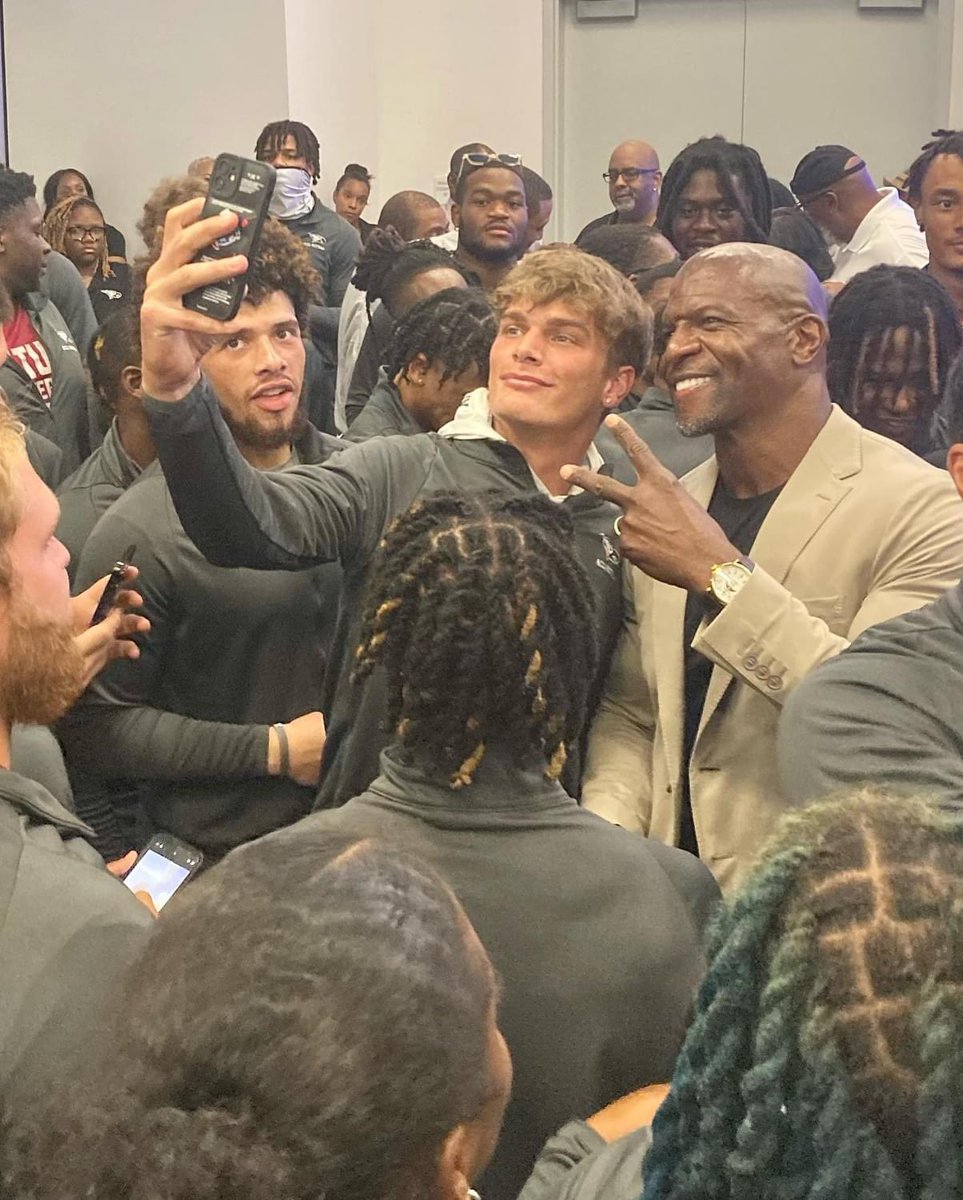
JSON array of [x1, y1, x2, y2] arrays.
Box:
[[0, 168, 37, 225]]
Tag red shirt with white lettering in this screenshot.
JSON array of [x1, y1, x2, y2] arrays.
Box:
[[4, 305, 53, 403]]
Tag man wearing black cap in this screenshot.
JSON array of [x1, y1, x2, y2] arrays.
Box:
[[791, 145, 927, 285]]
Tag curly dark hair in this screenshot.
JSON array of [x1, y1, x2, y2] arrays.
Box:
[[254, 119, 321, 182], [87, 306, 142, 411], [133, 215, 320, 329], [385, 287, 495, 385], [0, 831, 499, 1200], [906, 129, 963, 205], [352, 491, 599, 788], [0, 168, 36, 224], [827, 264, 961, 443], [657, 136, 772, 252], [352, 227, 466, 318], [642, 790, 963, 1200]]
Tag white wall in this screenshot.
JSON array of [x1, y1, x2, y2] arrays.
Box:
[[5, 0, 290, 254], [3, 0, 545, 252], [555, 0, 942, 239]]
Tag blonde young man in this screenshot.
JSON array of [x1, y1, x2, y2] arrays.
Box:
[[566, 243, 963, 894], [136, 201, 652, 811]]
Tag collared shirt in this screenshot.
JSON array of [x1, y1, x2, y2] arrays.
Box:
[[830, 187, 929, 284]]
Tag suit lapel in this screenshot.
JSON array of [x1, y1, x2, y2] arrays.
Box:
[[696, 407, 860, 736]]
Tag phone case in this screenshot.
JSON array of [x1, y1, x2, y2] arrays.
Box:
[[184, 154, 277, 321]]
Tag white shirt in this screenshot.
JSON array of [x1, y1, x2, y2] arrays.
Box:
[[830, 188, 929, 285], [334, 282, 371, 433]]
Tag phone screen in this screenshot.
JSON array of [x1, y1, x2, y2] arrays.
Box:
[[123, 849, 191, 910]]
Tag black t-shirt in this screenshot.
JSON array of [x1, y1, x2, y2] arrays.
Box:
[[678, 479, 783, 854], [88, 263, 130, 325]]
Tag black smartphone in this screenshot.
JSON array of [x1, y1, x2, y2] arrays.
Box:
[[122, 832, 204, 910], [89, 543, 136, 626], [183, 153, 277, 321]]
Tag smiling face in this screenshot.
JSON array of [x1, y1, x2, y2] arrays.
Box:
[[201, 290, 305, 453], [488, 299, 632, 442], [55, 170, 89, 203], [452, 167, 528, 265], [669, 169, 749, 260], [606, 142, 661, 222], [659, 258, 801, 437]]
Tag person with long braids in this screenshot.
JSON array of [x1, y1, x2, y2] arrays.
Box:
[[518, 791, 963, 1200], [284, 491, 718, 1200], [0, 830, 514, 1200]]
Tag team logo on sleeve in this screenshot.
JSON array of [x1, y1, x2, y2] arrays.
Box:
[[596, 533, 621, 578]]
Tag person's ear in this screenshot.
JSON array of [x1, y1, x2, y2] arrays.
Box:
[[946, 443, 963, 499], [451, 202, 462, 232], [121, 365, 143, 399], [788, 314, 827, 366], [405, 353, 430, 387], [435, 1124, 474, 1200], [913, 201, 925, 233], [601, 365, 636, 410]]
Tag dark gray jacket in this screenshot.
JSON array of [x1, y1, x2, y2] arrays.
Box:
[[0, 769, 152, 1106], [41, 250, 97, 357], [519, 1121, 652, 1200], [344, 373, 422, 442], [779, 580, 963, 806], [269, 746, 718, 1200], [143, 384, 628, 810], [595, 388, 714, 481], [0, 292, 91, 474], [284, 197, 361, 345], [24, 429, 64, 490], [59, 424, 343, 857], [56, 418, 143, 581]]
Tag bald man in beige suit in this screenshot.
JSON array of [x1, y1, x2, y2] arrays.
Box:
[[564, 244, 963, 894]]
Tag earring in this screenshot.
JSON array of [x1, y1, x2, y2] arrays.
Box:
[[468, 1190, 482, 1200]]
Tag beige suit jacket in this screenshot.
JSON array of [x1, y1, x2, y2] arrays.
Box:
[[582, 406, 963, 894]]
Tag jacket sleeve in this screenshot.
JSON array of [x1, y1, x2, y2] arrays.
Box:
[[143, 382, 405, 572], [694, 472, 963, 706], [778, 653, 963, 808], [518, 1122, 652, 1200], [57, 507, 268, 782], [581, 567, 655, 831], [325, 219, 362, 308]]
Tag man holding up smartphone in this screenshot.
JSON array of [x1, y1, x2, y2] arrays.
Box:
[[135, 200, 650, 811], [58, 219, 340, 862]]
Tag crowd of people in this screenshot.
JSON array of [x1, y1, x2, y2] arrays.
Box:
[[0, 115, 962, 1198]]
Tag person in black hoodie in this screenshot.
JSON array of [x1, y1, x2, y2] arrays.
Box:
[[346, 287, 495, 442], [58, 219, 342, 860], [136, 209, 651, 810], [280, 491, 718, 1200]]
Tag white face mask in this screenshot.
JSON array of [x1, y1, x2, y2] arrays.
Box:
[[269, 168, 314, 220]]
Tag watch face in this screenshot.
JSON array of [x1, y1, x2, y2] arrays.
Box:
[[711, 562, 751, 605]]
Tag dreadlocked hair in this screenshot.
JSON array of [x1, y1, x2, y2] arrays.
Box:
[[827, 265, 960, 425], [642, 790, 963, 1200], [385, 287, 495, 385], [42, 167, 93, 215], [0, 168, 36, 224], [254, 120, 321, 182], [906, 130, 963, 205], [44, 197, 112, 280], [657, 136, 772, 251], [351, 228, 464, 319], [352, 491, 599, 789]]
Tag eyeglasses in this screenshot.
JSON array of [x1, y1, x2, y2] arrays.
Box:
[[455, 152, 523, 186], [66, 224, 105, 241], [603, 168, 659, 183]]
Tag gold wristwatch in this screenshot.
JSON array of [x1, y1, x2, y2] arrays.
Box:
[[706, 557, 754, 608]]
